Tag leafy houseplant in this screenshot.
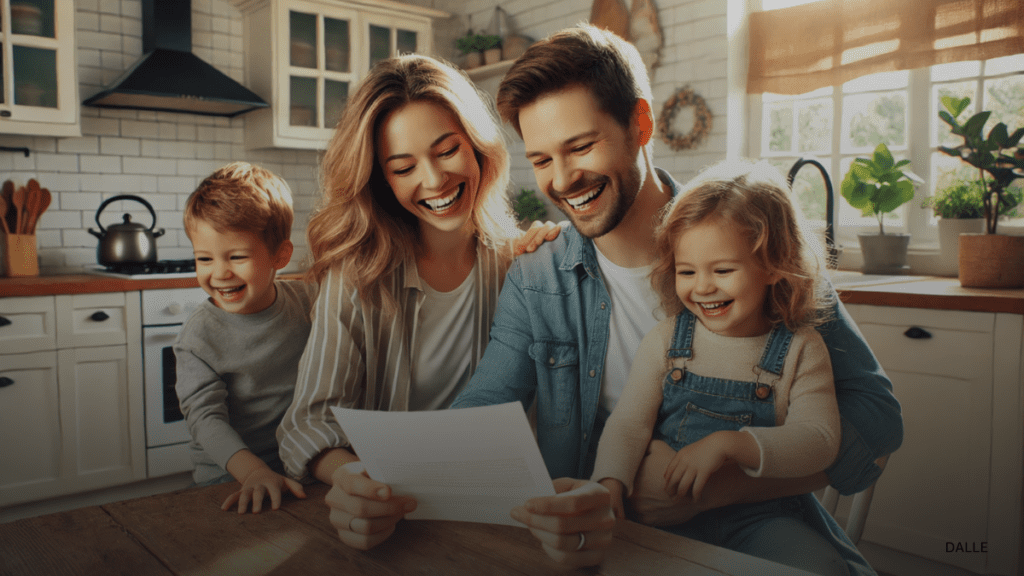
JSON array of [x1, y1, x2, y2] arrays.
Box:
[[512, 188, 547, 227], [923, 180, 1023, 274], [455, 33, 502, 68], [938, 96, 1024, 287], [840, 143, 923, 274]]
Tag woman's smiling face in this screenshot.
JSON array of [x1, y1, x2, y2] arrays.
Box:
[[377, 100, 481, 235]]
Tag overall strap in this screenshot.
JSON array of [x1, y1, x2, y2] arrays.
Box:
[[666, 310, 697, 359], [752, 323, 795, 400]]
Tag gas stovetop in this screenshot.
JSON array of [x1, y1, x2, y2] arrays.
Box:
[[88, 259, 197, 279]]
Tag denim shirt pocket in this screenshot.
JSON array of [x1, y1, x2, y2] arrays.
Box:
[[527, 341, 580, 429]]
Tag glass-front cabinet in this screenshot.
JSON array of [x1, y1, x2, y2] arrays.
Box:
[[0, 0, 79, 137], [234, 0, 444, 150]]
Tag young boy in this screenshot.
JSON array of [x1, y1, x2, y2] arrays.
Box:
[[175, 161, 316, 514]]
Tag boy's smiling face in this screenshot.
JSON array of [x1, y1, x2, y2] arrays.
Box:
[[191, 219, 292, 315]]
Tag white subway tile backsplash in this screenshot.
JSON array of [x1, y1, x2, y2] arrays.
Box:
[[61, 192, 104, 211], [79, 155, 122, 174], [120, 120, 160, 139], [123, 157, 176, 176], [100, 137, 141, 157]]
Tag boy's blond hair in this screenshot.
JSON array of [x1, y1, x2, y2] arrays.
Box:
[[184, 162, 294, 253]]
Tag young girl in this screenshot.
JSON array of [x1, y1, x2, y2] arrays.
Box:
[[592, 159, 849, 575], [276, 54, 557, 551]]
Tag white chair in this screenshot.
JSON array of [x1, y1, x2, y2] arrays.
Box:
[[818, 454, 889, 545]]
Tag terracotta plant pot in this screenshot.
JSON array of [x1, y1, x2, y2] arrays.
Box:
[[483, 47, 502, 66], [463, 51, 482, 70], [937, 218, 985, 275], [958, 233, 1024, 288], [858, 233, 911, 275]]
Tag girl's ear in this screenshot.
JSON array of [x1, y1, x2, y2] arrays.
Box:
[[635, 98, 654, 147], [273, 239, 294, 270]]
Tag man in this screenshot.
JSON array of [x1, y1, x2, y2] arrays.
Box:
[[331, 25, 902, 572]]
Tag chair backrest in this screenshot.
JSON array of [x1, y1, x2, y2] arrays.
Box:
[[818, 454, 889, 545]]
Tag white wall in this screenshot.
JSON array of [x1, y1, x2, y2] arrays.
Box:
[[1, 0, 321, 274]]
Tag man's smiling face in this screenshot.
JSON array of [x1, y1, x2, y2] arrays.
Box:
[[518, 85, 642, 239]]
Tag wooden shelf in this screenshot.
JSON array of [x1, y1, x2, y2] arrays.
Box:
[[465, 59, 514, 81]]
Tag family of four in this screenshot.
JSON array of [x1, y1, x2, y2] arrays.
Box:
[[173, 24, 902, 576]]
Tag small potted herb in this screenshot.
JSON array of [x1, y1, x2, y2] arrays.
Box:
[[840, 142, 923, 274], [512, 188, 547, 229], [455, 33, 502, 69]]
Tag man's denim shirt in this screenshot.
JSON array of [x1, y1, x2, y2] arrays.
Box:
[[452, 168, 903, 495]]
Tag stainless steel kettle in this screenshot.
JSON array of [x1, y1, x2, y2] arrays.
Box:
[[88, 194, 166, 266]]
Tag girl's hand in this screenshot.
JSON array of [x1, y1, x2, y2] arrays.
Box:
[[326, 461, 417, 551], [663, 434, 729, 501], [513, 220, 562, 255], [598, 478, 626, 521], [221, 468, 307, 514]]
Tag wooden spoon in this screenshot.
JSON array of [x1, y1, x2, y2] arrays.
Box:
[[11, 185, 26, 235], [1, 181, 14, 234], [24, 179, 42, 235], [0, 196, 11, 235], [33, 187, 51, 234]]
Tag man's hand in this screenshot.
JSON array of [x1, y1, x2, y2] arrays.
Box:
[[326, 461, 417, 550], [510, 477, 616, 568]]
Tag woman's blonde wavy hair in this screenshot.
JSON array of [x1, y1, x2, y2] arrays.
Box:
[[651, 160, 834, 331], [306, 55, 519, 316]]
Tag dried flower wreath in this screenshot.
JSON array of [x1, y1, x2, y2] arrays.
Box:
[[657, 86, 712, 151]]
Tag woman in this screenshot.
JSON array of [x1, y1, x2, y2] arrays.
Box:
[[277, 55, 559, 549]]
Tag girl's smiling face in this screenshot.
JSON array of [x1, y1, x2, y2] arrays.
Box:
[[377, 100, 481, 235], [673, 217, 778, 338], [191, 220, 292, 315]]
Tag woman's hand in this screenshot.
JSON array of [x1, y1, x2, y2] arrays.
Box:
[[510, 477, 616, 568], [326, 461, 418, 550], [221, 467, 307, 514], [513, 220, 562, 255]]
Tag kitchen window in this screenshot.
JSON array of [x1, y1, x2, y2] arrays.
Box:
[[747, 0, 1024, 252]]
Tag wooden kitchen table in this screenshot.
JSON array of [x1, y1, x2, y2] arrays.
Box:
[[0, 482, 815, 576]]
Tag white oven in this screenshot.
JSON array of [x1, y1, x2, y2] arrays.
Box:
[[141, 287, 208, 477]]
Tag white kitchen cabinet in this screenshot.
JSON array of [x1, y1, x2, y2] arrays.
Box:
[[845, 304, 1022, 576], [0, 292, 144, 507], [0, 0, 80, 137], [232, 0, 447, 149]]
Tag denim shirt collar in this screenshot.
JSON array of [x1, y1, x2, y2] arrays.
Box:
[[558, 167, 682, 279]]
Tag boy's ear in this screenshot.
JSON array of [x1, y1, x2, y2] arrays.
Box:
[[273, 239, 294, 270], [635, 98, 654, 147]]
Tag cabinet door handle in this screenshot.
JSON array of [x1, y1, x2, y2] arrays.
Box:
[[0, 316, 10, 328], [904, 326, 932, 339], [90, 311, 110, 322], [0, 377, 13, 388]]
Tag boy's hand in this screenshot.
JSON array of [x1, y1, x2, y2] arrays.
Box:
[[663, 434, 728, 501], [513, 220, 561, 255], [221, 468, 307, 514], [598, 477, 626, 521]]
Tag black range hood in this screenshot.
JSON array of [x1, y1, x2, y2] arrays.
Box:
[[83, 0, 267, 117]]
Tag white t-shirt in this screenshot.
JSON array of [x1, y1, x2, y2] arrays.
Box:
[[409, 265, 477, 411], [594, 246, 663, 412]]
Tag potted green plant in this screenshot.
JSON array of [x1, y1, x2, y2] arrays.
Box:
[[512, 188, 547, 229], [922, 179, 1022, 273], [455, 33, 502, 69], [840, 142, 923, 274], [938, 95, 1024, 288]]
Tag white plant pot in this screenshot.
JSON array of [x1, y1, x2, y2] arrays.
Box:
[[857, 233, 911, 275], [937, 218, 985, 275]]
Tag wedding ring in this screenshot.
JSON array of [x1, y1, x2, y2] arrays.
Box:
[[576, 531, 586, 551]]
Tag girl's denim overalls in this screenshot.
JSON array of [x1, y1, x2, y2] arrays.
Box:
[[654, 310, 850, 576]]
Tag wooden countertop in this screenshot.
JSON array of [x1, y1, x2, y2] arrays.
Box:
[[3, 271, 1024, 314], [0, 272, 305, 297], [0, 482, 814, 576]]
